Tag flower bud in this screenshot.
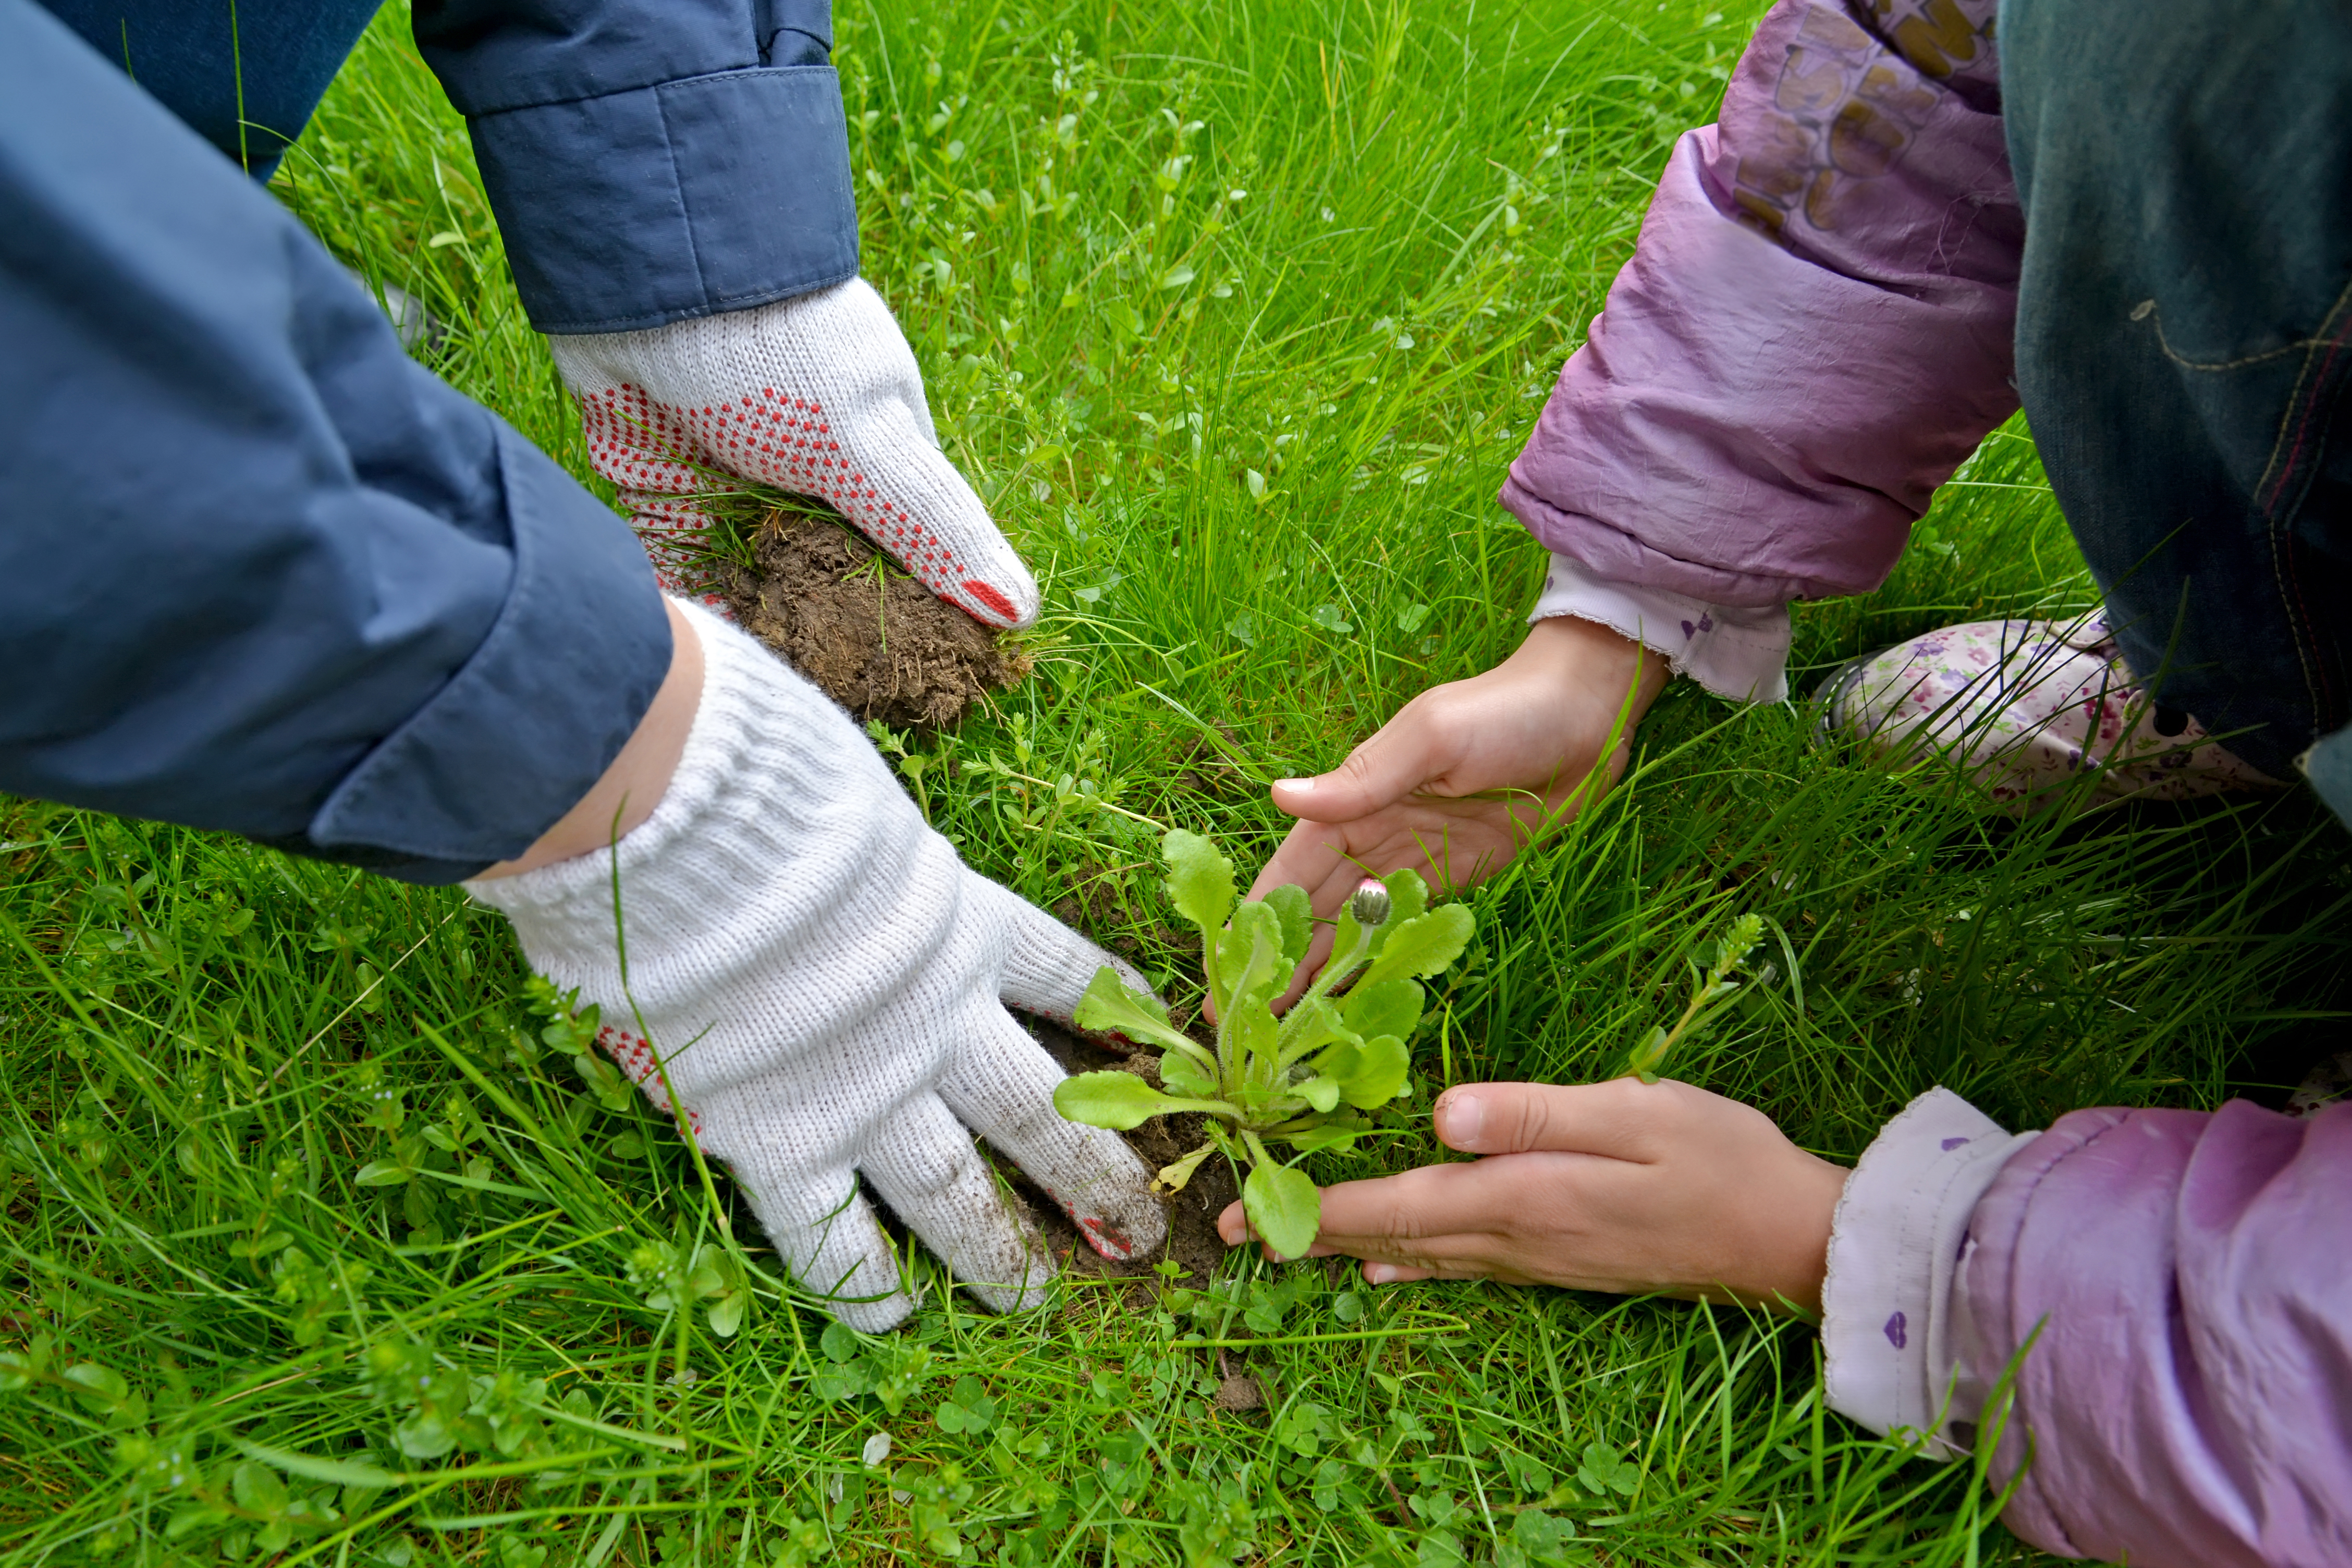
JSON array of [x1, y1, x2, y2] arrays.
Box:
[[1348, 879, 1392, 928]]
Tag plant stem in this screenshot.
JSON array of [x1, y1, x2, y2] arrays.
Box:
[[989, 768, 1162, 827], [1633, 936, 1756, 1080], [1202, 930, 1227, 1038], [1654, 978, 1723, 1063], [1274, 922, 1378, 1057], [1142, 1024, 1220, 1077], [1156, 1095, 1248, 1120]]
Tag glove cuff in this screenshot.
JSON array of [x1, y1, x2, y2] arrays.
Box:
[[464, 599, 949, 1010]]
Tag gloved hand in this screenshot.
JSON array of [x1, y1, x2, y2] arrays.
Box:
[[548, 279, 1040, 629], [467, 602, 1161, 1329]]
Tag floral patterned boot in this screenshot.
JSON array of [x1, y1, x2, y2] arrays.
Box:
[[1816, 614, 2279, 810]]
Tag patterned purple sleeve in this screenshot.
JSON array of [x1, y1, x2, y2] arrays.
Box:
[[1956, 1100, 2352, 1565], [1500, 0, 2021, 607]]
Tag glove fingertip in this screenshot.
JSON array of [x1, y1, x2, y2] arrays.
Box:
[[954, 580, 1039, 630], [953, 577, 1040, 631], [1073, 1190, 1168, 1266]]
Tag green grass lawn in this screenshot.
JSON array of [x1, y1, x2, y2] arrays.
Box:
[[5, 2, 2348, 1563]]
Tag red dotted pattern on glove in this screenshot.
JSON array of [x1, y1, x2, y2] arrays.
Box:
[[597, 1021, 706, 1146], [578, 384, 1021, 626], [1075, 1213, 1136, 1261]]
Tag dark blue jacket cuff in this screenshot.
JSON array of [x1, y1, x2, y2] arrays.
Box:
[[302, 423, 671, 880], [466, 64, 858, 334]]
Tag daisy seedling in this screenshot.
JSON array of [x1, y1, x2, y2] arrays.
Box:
[[1053, 829, 1473, 1260]]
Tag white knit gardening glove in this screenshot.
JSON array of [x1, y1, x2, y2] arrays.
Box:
[[466, 602, 1161, 1330], [548, 279, 1039, 629]]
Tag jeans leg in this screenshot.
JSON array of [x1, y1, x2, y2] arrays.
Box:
[[38, 0, 385, 178], [2000, 0, 2352, 782]]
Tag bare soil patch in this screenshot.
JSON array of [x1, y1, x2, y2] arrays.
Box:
[[1011, 1019, 1239, 1296], [717, 509, 1027, 728]]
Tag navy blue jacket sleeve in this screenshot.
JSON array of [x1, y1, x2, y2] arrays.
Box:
[[412, 0, 859, 334], [0, 0, 672, 884]]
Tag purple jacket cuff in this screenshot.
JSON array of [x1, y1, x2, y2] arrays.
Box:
[[1821, 1088, 2037, 1459], [1529, 553, 1791, 702], [1957, 1100, 2352, 1566]]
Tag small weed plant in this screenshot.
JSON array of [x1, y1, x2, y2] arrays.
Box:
[[1053, 829, 1472, 1257], [1624, 912, 1769, 1082]]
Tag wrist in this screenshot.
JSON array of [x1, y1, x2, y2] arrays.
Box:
[[475, 598, 704, 879], [1763, 1150, 1848, 1315], [1512, 615, 1670, 727]]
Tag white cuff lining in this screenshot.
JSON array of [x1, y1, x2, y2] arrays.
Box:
[[1820, 1086, 2039, 1459], [1528, 553, 1792, 703]]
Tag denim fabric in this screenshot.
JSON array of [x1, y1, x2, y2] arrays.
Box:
[[2, 0, 670, 881], [41, 0, 384, 179], [2002, 0, 2352, 783]]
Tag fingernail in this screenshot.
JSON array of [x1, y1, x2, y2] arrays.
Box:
[[1276, 777, 1313, 792], [1438, 1091, 1484, 1147], [1366, 1263, 1401, 1285]]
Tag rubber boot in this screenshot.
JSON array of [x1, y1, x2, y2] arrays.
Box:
[[1815, 614, 2277, 810]]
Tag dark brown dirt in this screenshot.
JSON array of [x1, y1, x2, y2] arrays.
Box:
[[717, 509, 1027, 728], [1005, 1019, 1240, 1298], [1051, 893, 1201, 981]]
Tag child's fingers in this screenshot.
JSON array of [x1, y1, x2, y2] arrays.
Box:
[[1246, 817, 1385, 1009], [1219, 1161, 1573, 1255], [1215, 1194, 1493, 1277], [1361, 1262, 1439, 1285], [1214, 1197, 1331, 1252], [1434, 1077, 1683, 1160], [1271, 702, 1453, 824], [1275, 919, 1340, 1013], [1245, 816, 1364, 911], [1308, 1163, 1542, 1253]]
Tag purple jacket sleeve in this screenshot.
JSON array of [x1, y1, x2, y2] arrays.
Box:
[[1956, 1101, 2352, 1565], [1501, 0, 2022, 607]]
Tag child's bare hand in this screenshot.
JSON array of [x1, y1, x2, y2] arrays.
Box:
[[1216, 1077, 1847, 1313], [1247, 617, 1666, 994]]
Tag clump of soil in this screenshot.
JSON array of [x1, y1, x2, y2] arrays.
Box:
[[1212, 1373, 1265, 1412], [717, 509, 1027, 728], [1007, 1018, 1240, 1296]]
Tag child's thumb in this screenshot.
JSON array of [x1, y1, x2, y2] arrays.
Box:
[[1270, 726, 1435, 823]]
